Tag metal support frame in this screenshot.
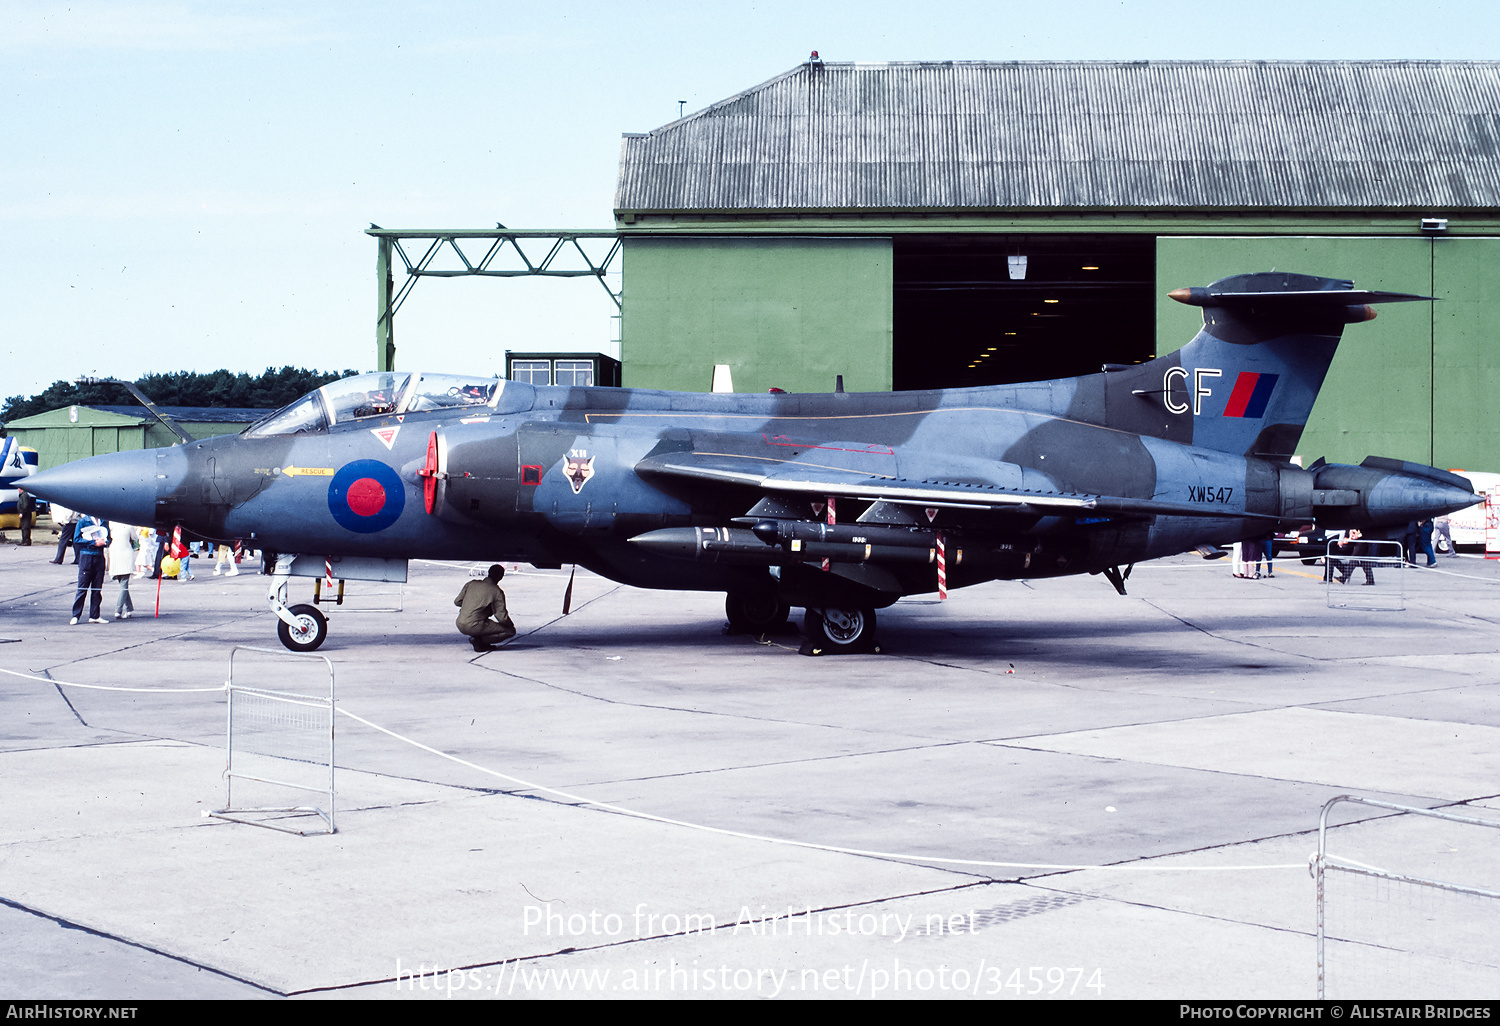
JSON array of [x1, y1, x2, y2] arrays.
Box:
[[210, 645, 336, 836], [367, 228, 621, 372], [1315, 795, 1500, 999], [1324, 538, 1406, 610]]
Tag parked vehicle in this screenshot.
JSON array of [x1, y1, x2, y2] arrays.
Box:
[[1274, 524, 1335, 564], [1443, 470, 1498, 551]]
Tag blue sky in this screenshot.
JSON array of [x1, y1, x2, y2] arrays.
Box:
[[4, 0, 1497, 403]]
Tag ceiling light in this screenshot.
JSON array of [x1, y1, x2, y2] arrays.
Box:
[[1081, 265, 1099, 271], [1043, 299, 1059, 304]]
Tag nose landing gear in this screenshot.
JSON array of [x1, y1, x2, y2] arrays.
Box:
[[267, 555, 330, 652]]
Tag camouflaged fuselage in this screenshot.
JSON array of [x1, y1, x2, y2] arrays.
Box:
[[24, 272, 1479, 612]]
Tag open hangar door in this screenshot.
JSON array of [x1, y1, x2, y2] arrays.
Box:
[[892, 234, 1156, 391]]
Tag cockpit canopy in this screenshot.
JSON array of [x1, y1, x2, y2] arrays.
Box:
[[245, 372, 505, 437]]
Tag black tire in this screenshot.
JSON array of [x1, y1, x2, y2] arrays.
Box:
[[276, 603, 328, 652], [725, 591, 790, 633], [804, 606, 876, 653]]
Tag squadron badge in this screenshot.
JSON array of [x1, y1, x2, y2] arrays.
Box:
[[564, 450, 595, 494]]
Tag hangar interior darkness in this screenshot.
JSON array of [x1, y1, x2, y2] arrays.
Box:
[[892, 234, 1157, 391]]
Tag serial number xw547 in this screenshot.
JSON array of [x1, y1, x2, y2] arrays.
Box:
[[1187, 485, 1234, 504]]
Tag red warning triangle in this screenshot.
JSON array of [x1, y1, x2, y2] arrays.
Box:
[[370, 426, 400, 450]]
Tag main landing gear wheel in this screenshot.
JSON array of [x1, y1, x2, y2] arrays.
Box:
[[277, 603, 328, 652], [802, 606, 878, 655], [725, 591, 790, 634]]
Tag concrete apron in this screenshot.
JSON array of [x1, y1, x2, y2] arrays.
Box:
[[2, 541, 1498, 999]]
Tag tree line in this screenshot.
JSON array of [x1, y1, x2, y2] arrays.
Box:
[[2, 367, 359, 423]]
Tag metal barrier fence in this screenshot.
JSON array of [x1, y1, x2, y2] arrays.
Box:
[[209, 645, 336, 835], [1324, 538, 1405, 610], [1316, 796, 1500, 998]]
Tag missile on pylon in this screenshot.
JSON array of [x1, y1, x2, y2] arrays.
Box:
[[627, 526, 944, 566]]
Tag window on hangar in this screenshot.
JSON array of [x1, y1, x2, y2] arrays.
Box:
[[892, 234, 1156, 391]]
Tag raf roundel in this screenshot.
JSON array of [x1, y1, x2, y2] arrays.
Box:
[[328, 459, 405, 533]]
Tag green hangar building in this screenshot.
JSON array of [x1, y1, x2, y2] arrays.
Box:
[[5, 406, 270, 472], [613, 59, 1500, 471]]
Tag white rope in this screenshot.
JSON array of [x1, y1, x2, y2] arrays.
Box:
[[1322, 853, 1389, 874], [1128, 556, 1500, 584], [2, 663, 1304, 872], [1409, 562, 1500, 584], [410, 558, 563, 577], [334, 705, 1303, 873], [0, 665, 225, 693]]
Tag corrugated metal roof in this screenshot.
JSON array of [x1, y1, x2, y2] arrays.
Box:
[[616, 61, 1500, 212]]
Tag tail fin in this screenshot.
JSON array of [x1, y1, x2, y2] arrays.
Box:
[[1104, 272, 1429, 458]]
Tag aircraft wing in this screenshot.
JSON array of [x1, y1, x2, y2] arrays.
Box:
[[635, 450, 1275, 520]]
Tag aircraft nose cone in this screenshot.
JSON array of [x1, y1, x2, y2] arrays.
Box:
[[23, 449, 168, 526]]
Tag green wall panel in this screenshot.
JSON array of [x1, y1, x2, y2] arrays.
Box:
[[1432, 238, 1500, 473], [10, 417, 246, 470], [1157, 236, 1435, 466], [622, 236, 893, 393]]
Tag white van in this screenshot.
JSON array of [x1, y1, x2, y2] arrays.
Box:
[[1443, 470, 1499, 550]]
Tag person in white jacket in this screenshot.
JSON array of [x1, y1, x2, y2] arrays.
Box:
[[106, 523, 139, 619]]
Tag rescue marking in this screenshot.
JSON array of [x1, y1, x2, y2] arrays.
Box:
[[281, 464, 335, 478], [370, 425, 401, 450]]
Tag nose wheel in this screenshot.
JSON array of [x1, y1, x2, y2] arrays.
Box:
[[276, 603, 329, 652], [267, 555, 334, 652]]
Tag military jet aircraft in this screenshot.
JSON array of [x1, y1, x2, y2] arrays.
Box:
[[23, 271, 1478, 654]]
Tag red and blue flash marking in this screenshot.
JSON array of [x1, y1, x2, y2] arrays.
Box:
[[1223, 372, 1279, 418]]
